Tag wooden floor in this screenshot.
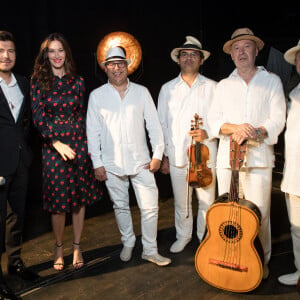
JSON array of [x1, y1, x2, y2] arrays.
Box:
[[2, 192, 300, 300]]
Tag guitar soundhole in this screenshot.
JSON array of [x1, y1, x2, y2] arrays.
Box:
[[219, 221, 243, 242]]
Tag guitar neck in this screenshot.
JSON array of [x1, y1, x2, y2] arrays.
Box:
[[229, 170, 239, 203], [229, 140, 247, 203]]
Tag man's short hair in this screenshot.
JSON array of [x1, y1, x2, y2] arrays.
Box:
[[0, 31, 16, 44]]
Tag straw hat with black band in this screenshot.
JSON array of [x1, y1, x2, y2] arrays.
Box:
[[223, 28, 264, 54], [100, 46, 131, 68], [170, 36, 210, 63]]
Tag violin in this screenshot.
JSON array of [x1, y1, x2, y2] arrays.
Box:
[[187, 113, 212, 188]]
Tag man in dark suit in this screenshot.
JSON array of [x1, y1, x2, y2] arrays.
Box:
[[0, 30, 38, 300]]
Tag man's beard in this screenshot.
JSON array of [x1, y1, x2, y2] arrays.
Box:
[[0, 60, 13, 72]]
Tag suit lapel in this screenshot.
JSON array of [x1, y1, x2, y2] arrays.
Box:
[[15, 75, 26, 124]]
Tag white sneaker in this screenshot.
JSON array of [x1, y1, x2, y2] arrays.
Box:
[[278, 271, 300, 286], [142, 253, 171, 266], [120, 246, 134, 262], [170, 239, 191, 253]]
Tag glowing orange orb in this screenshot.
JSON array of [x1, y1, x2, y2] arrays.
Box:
[[97, 31, 142, 75]]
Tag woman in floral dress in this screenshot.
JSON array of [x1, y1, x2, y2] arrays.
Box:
[[30, 33, 102, 270]]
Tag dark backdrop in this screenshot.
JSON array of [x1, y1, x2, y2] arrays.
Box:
[[1, 0, 300, 239]]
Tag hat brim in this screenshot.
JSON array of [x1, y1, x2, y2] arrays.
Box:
[[170, 47, 210, 63], [100, 58, 131, 68], [223, 35, 264, 54], [284, 46, 300, 65]]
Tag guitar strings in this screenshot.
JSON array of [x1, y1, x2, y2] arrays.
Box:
[[223, 141, 242, 270], [223, 142, 235, 268]]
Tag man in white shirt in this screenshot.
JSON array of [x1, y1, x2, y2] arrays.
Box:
[[157, 36, 218, 253], [86, 46, 171, 266], [208, 28, 286, 279], [278, 40, 300, 286]]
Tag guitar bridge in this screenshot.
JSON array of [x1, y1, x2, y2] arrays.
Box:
[[208, 258, 248, 272]]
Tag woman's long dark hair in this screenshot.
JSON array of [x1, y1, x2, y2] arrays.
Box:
[[31, 33, 76, 91]]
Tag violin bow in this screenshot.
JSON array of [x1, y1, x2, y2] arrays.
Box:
[[186, 134, 193, 218]]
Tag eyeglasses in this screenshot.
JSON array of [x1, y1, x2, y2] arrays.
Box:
[[179, 51, 200, 59], [106, 61, 127, 69]]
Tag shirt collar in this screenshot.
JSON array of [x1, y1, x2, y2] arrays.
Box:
[[230, 66, 266, 78], [176, 73, 201, 87], [108, 78, 130, 92], [0, 73, 17, 87]]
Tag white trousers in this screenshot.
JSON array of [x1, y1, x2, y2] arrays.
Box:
[[285, 193, 300, 271], [217, 167, 272, 264], [105, 168, 158, 255], [169, 164, 216, 242]]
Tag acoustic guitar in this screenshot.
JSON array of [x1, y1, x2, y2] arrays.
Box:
[[194, 139, 263, 293]]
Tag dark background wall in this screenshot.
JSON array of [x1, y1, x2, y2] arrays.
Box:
[[1, 0, 300, 239]]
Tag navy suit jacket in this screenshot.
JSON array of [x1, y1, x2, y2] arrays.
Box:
[[0, 73, 32, 176]]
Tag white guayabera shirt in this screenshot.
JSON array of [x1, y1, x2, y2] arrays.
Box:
[[157, 73, 218, 168], [208, 66, 286, 169], [86, 79, 164, 176], [281, 83, 300, 196]]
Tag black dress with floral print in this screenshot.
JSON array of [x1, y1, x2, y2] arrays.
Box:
[[31, 74, 102, 213]]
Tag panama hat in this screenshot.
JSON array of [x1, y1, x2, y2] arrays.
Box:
[[100, 46, 131, 67], [170, 36, 210, 63], [284, 40, 300, 65], [223, 28, 264, 54]]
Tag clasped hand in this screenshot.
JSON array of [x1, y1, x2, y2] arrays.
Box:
[[52, 140, 76, 161], [231, 123, 260, 145]]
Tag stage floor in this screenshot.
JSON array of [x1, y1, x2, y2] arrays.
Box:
[[2, 190, 299, 300]]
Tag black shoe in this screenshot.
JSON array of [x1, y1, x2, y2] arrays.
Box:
[[8, 261, 39, 282], [0, 281, 20, 300]]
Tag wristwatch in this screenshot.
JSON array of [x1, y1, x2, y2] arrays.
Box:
[[256, 129, 261, 142]]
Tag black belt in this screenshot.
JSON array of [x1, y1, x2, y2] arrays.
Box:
[[53, 116, 76, 123]]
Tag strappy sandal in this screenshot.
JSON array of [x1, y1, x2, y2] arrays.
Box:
[[53, 243, 64, 271], [73, 242, 84, 269]]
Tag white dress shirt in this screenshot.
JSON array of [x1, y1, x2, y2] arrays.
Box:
[[0, 74, 23, 121], [86, 80, 164, 176], [281, 83, 300, 196], [208, 66, 286, 168], [157, 73, 217, 167]]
